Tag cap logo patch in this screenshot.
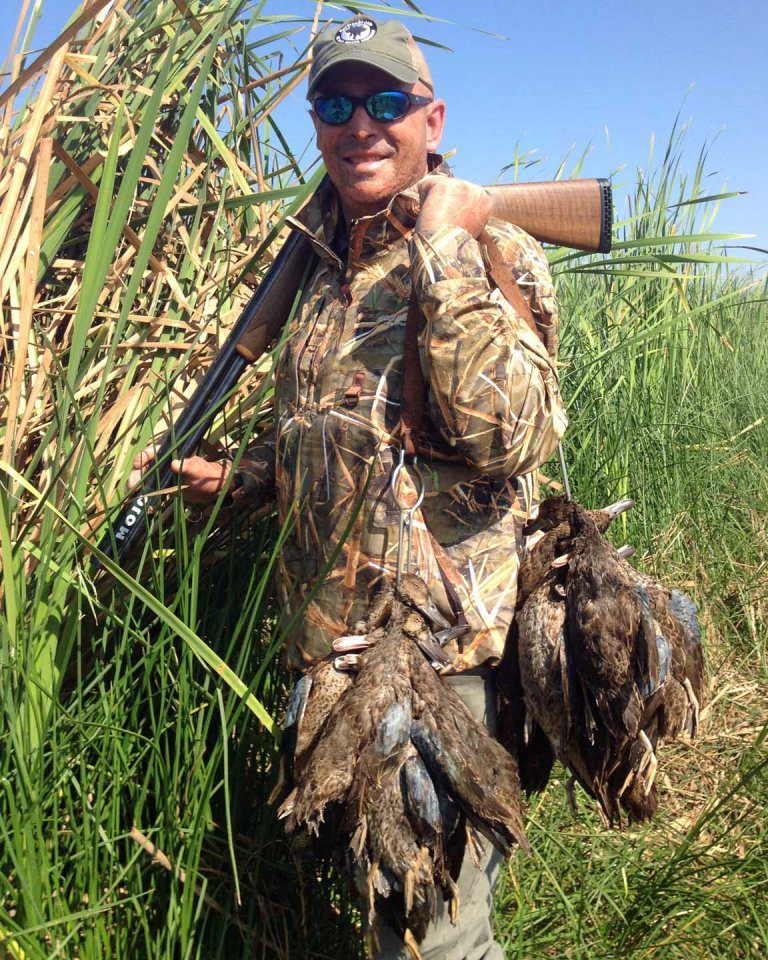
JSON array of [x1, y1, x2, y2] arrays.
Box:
[[335, 19, 377, 44]]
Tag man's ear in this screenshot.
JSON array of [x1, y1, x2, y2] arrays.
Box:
[[425, 99, 446, 153], [309, 108, 320, 143]]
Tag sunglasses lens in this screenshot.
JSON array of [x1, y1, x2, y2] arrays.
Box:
[[367, 91, 410, 121], [314, 96, 353, 125]]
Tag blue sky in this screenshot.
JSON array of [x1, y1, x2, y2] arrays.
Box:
[[3, 0, 766, 247]]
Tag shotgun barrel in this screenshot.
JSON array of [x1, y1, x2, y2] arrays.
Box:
[[98, 176, 612, 565], [98, 229, 313, 561]]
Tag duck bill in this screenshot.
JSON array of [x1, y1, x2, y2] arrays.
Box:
[[333, 654, 360, 671], [603, 498, 635, 519], [332, 634, 369, 653], [416, 601, 452, 632]]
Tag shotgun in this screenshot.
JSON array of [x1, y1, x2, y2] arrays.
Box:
[[98, 176, 611, 564]]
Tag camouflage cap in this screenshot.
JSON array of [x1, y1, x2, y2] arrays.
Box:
[[308, 16, 433, 97]]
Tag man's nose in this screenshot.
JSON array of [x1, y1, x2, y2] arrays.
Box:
[[345, 104, 377, 137]]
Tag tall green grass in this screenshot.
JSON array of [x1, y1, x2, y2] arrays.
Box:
[[1, 2, 766, 958], [494, 125, 768, 959]]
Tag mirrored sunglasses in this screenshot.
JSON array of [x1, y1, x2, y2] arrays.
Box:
[[312, 91, 433, 126]]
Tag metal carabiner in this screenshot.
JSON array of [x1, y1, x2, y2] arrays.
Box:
[[391, 449, 425, 588]]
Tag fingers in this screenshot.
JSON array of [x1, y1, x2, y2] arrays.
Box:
[[415, 177, 492, 238], [131, 446, 155, 471], [129, 451, 229, 505], [171, 457, 229, 504], [128, 446, 155, 490], [416, 178, 438, 204]]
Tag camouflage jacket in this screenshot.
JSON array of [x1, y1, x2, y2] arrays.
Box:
[[232, 159, 567, 672]]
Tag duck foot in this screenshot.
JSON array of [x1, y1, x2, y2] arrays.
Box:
[[683, 678, 700, 737], [268, 757, 286, 806], [403, 867, 415, 914], [616, 766, 636, 800], [465, 822, 484, 869], [277, 787, 297, 820], [366, 923, 381, 959], [447, 877, 461, 925], [404, 928, 423, 960], [595, 801, 612, 829], [366, 858, 380, 929], [637, 730, 658, 796], [523, 711, 533, 747]]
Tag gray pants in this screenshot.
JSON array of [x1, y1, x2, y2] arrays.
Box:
[[374, 670, 505, 960]]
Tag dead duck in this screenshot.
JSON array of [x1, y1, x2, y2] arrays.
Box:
[[520, 495, 635, 595], [601, 571, 704, 820], [628, 571, 704, 737], [269, 658, 353, 811], [561, 502, 703, 822], [277, 573, 529, 959], [497, 496, 634, 795], [564, 502, 655, 742], [510, 494, 701, 825], [515, 548, 619, 817]]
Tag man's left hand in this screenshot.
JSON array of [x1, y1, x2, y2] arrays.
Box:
[[416, 177, 492, 238]]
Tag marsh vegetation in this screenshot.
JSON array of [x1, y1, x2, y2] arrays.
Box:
[[0, 2, 765, 957]]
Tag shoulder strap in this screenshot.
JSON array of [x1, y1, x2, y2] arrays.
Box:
[[399, 285, 467, 630], [399, 286, 425, 459], [396, 230, 546, 636], [477, 228, 540, 338]]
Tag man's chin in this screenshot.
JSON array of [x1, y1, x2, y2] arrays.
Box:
[[338, 178, 395, 218]]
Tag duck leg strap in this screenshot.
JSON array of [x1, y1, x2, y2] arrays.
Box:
[[398, 285, 468, 639]]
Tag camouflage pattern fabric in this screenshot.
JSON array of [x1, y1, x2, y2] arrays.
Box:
[[231, 159, 567, 672]]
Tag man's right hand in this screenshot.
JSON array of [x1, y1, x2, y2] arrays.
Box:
[[129, 446, 231, 505]]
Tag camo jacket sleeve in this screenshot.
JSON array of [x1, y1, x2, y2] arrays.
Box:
[[221, 422, 276, 509], [409, 220, 567, 479]]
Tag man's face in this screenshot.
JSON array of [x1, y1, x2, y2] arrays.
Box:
[[311, 63, 445, 221]]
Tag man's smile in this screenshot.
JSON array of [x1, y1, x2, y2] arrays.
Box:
[[342, 150, 392, 171]]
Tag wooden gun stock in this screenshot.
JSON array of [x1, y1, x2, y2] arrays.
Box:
[[486, 178, 612, 254]]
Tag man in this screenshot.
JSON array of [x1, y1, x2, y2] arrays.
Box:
[[131, 15, 566, 957]]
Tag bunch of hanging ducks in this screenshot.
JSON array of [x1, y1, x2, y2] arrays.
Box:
[[273, 497, 705, 956], [273, 573, 530, 959], [497, 496, 705, 825]]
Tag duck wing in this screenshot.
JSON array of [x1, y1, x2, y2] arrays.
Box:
[[496, 614, 555, 795], [283, 628, 411, 833], [566, 524, 644, 739], [632, 575, 705, 738], [294, 660, 353, 773], [408, 645, 530, 854], [517, 572, 567, 760]]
